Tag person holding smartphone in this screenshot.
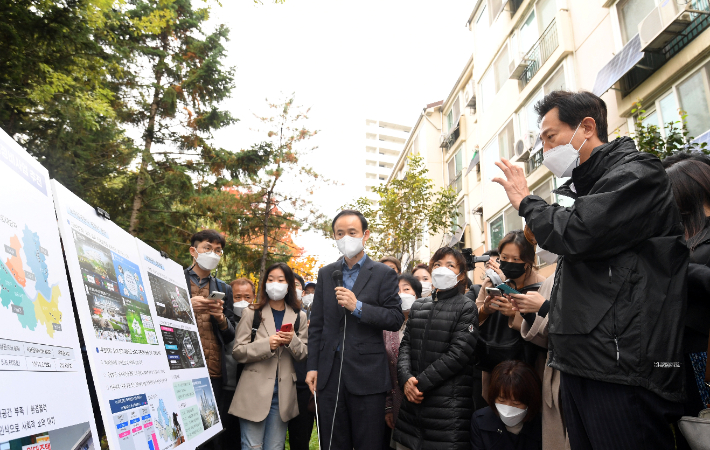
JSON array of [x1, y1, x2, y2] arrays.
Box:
[[184, 229, 236, 450], [229, 262, 308, 450], [475, 230, 546, 401]]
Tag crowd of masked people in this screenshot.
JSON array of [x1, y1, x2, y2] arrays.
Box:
[[184, 90, 710, 450]]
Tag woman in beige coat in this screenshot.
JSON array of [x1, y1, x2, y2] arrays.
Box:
[[229, 263, 308, 450], [509, 274, 570, 450]]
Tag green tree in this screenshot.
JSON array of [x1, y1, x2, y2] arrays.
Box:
[[0, 0, 136, 202], [347, 155, 458, 264], [631, 101, 708, 158], [97, 0, 271, 266]]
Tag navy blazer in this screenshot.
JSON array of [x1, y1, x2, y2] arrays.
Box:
[[307, 255, 404, 395], [470, 407, 542, 450]]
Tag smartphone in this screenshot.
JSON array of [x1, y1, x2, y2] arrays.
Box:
[[280, 323, 293, 333], [496, 283, 521, 295], [209, 291, 225, 301], [485, 287, 503, 297]]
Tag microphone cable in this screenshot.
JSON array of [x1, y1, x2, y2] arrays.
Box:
[[328, 315, 346, 450]]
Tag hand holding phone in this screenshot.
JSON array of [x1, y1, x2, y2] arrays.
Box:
[[496, 283, 521, 296], [485, 287, 503, 297], [278, 323, 294, 346]]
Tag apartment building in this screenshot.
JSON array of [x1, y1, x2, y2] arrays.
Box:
[[464, 0, 710, 277], [386, 0, 710, 280], [364, 119, 412, 201]]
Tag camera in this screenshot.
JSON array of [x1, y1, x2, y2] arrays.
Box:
[[462, 248, 490, 271]]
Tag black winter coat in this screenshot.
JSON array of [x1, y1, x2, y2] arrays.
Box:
[[394, 286, 479, 450], [519, 137, 688, 402]]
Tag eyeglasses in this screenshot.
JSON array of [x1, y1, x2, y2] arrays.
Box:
[[198, 246, 223, 256]]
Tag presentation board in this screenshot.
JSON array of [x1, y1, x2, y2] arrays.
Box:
[[51, 181, 221, 450], [0, 130, 98, 449]]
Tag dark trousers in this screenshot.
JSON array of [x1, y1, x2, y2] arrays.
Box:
[[220, 388, 241, 450], [288, 388, 316, 450], [560, 371, 683, 450], [318, 353, 386, 450]]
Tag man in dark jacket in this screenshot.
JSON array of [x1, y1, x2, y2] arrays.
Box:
[[493, 91, 687, 450], [306, 210, 404, 450], [184, 229, 236, 449]]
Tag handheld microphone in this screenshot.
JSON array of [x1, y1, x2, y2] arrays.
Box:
[[332, 270, 343, 288]]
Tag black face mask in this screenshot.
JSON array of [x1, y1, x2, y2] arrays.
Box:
[[499, 261, 527, 280]]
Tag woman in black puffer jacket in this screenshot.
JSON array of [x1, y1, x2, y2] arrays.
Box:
[[394, 247, 479, 450]]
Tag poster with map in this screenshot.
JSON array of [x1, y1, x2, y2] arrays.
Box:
[[52, 181, 221, 450], [0, 129, 98, 444]]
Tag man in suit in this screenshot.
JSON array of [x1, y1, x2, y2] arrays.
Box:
[[306, 210, 404, 450]]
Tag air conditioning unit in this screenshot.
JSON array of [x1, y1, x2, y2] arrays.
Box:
[[508, 55, 529, 80], [513, 132, 536, 161], [639, 1, 693, 52]]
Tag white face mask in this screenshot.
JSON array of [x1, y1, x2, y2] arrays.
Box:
[[302, 293, 314, 307], [233, 300, 250, 317], [542, 123, 588, 178], [296, 288, 303, 301], [265, 282, 288, 301], [195, 251, 221, 271], [336, 234, 365, 259], [431, 266, 460, 291], [420, 282, 433, 298], [495, 403, 528, 427], [399, 293, 416, 311]]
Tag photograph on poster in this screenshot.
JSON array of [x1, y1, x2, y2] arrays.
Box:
[[0, 421, 94, 450], [192, 378, 219, 429], [148, 272, 194, 325], [160, 326, 205, 370]]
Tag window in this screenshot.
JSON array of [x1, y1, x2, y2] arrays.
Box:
[[379, 176, 386, 181], [452, 202, 466, 234], [532, 177, 554, 204], [494, 45, 510, 93], [483, 136, 500, 182], [446, 109, 454, 132], [517, 67, 565, 141], [498, 120, 516, 160], [537, 0, 557, 32], [544, 66, 566, 94], [480, 69, 495, 113], [489, 205, 523, 250], [476, 4, 489, 47], [617, 0, 656, 44], [678, 70, 710, 138], [489, 215, 504, 250], [635, 62, 710, 140], [488, 0, 504, 23], [519, 10, 538, 55], [448, 149, 464, 193], [519, 0, 557, 55]]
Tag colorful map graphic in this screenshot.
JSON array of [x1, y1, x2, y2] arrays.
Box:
[[0, 225, 62, 337]]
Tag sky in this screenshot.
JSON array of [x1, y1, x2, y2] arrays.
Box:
[[207, 0, 475, 269]]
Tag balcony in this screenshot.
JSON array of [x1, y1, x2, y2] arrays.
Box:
[[525, 150, 544, 175], [620, 0, 710, 96], [519, 19, 559, 87], [448, 172, 463, 194], [440, 125, 461, 152]]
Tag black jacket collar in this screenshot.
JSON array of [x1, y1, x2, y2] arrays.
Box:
[[554, 136, 639, 199]]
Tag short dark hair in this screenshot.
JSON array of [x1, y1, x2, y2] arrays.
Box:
[[488, 360, 542, 423], [428, 247, 470, 294], [398, 274, 423, 298], [294, 273, 306, 290], [535, 91, 609, 143], [663, 154, 710, 249], [331, 210, 368, 232], [380, 256, 401, 274], [190, 229, 226, 248]]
